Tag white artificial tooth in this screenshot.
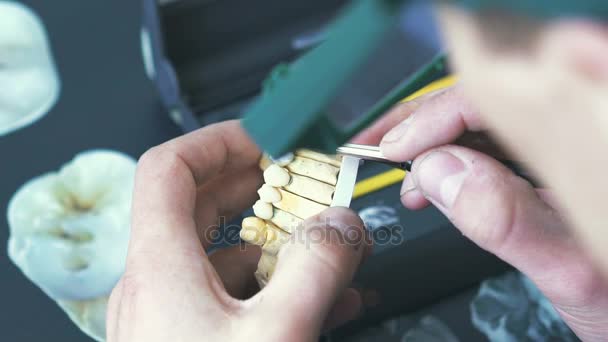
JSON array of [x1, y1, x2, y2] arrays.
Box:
[[0, 2, 60, 136], [257, 184, 282, 203], [240, 216, 268, 246], [253, 200, 274, 220], [248, 149, 346, 288], [7, 150, 136, 341], [263, 164, 291, 187]]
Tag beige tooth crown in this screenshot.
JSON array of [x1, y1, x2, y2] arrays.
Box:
[[240, 217, 267, 245], [263, 164, 291, 187], [257, 184, 282, 203], [252, 200, 273, 220], [242, 150, 342, 287]]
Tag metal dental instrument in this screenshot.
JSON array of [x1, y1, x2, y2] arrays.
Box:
[[337, 143, 540, 187], [337, 143, 412, 171]]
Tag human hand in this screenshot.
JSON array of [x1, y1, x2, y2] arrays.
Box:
[[107, 120, 367, 341], [355, 86, 608, 341]]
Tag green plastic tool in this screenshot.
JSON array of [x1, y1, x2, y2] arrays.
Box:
[[241, 0, 608, 158]]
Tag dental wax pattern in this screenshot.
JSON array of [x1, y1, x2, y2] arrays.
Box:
[[7, 150, 136, 341], [241, 150, 345, 287], [0, 1, 60, 136]]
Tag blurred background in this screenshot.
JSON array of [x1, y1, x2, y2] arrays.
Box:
[[0, 1, 180, 340]]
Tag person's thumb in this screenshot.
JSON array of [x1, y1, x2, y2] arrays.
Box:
[[408, 146, 584, 288], [251, 207, 368, 340]]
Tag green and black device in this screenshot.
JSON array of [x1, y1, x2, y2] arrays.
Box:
[[241, 0, 608, 158], [241, 0, 447, 158]]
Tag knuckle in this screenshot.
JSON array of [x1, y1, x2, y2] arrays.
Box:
[[137, 145, 184, 179], [440, 85, 482, 126]]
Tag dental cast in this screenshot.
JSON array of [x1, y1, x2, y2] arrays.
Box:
[[7, 150, 136, 341], [242, 150, 343, 287], [0, 1, 60, 136]]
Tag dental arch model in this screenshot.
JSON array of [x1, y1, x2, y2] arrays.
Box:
[[0, 1, 60, 136], [241, 150, 354, 287], [7, 150, 136, 341]]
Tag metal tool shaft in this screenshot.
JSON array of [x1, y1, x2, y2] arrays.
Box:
[[337, 143, 412, 170], [337, 143, 540, 187]]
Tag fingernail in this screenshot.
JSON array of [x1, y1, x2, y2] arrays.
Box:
[[381, 115, 414, 144], [400, 173, 416, 196], [416, 151, 467, 210]]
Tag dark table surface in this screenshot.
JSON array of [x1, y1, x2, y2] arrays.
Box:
[[0, 1, 180, 340]]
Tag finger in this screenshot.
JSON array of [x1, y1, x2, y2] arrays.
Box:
[[195, 166, 263, 248], [400, 173, 431, 210], [453, 131, 511, 160], [535, 188, 563, 212], [208, 245, 261, 300], [129, 120, 261, 263], [250, 208, 368, 340], [380, 85, 484, 161], [202, 166, 263, 220], [351, 90, 443, 145], [443, 14, 608, 274], [409, 145, 592, 292]]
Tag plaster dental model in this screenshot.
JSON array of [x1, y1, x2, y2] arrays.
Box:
[[240, 150, 343, 287], [7, 150, 136, 341], [0, 1, 60, 136]]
